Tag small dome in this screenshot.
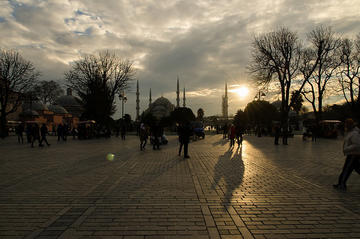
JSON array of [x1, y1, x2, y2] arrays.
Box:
[[20, 109, 39, 117], [56, 95, 82, 107], [48, 105, 68, 114], [22, 102, 48, 111]]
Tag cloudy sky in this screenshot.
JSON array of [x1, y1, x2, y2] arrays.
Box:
[[1, 0, 360, 119]]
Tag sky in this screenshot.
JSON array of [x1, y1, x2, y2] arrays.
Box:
[[1, 0, 360, 120]]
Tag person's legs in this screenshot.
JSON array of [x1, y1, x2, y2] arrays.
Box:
[[179, 142, 183, 156], [184, 142, 189, 158], [335, 156, 356, 189]]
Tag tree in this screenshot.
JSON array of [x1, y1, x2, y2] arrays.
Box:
[[244, 101, 279, 129], [0, 49, 39, 137], [302, 26, 342, 123], [33, 80, 64, 105], [248, 27, 302, 135], [65, 51, 135, 126], [290, 90, 303, 114], [170, 107, 195, 124], [233, 109, 247, 131], [197, 108, 204, 121], [338, 34, 360, 120]]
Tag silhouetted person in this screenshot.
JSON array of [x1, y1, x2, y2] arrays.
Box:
[[26, 124, 32, 143], [39, 124, 50, 146], [178, 121, 192, 158], [121, 124, 126, 140], [229, 124, 236, 147], [333, 118, 360, 191], [282, 127, 288, 145], [16, 123, 24, 144], [235, 126, 243, 146], [274, 125, 280, 145], [71, 127, 77, 139], [151, 123, 161, 150], [311, 126, 318, 142], [139, 123, 148, 151], [57, 124, 63, 141], [31, 124, 41, 148], [223, 124, 228, 139]]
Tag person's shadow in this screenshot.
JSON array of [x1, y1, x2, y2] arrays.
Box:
[[211, 145, 244, 207]]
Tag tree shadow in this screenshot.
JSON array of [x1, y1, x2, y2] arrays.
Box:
[[211, 144, 244, 207], [212, 138, 229, 146]]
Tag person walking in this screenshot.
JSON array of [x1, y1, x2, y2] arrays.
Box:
[[229, 124, 236, 147], [333, 118, 360, 191], [16, 123, 24, 144], [57, 124, 63, 141], [151, 123, 161, 150], [39, 124, 50, 146], [235, 125, 243, 146], [139, 123, 148, 151], [31, 123, 41, 148]]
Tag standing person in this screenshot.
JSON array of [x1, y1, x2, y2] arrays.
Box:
[[229, 124, 236, 147], [274, 125, 280, 145], [16, 123, 24, 144], [333, 119, 360, 191], [151, 123, 161, 150], [31, 123, 41, 148], [39, 124, 50, 146], [178, 121, 192, 158], [26, 123, 32, 143], [121, 123, 126, 140], [139, 123, 148, 151], [57, 124, 63, 141], [282, 126, 288, 145], [223, 124, 228, 139]]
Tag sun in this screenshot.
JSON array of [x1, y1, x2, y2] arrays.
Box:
[[235, 86, 249, 98]]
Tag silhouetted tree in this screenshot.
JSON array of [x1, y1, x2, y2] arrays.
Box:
[[302, 26, 342, 123], [233, 109, 247, 130], [65, 51, 135, 127], [33, 80, 64, 104], [338, 34, 360, 120], [171, 107, 195, 124], [244, 101, 279, 129], [290, 90, 303, 114], [0, 49, 39, 137], [248, 27, 302, 136]]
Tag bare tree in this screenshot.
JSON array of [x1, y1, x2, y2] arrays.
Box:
[[301, 26, 342, 123], [0, 49, 39, 137], [33, 80, 64, 105], [248, 27, 302, 133], [65, 51, 135, 125], [338, 34, 360, 118]]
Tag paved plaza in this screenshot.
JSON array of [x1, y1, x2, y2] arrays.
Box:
[[0, 134, 359, 239]]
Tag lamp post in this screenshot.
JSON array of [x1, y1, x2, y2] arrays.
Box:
[[254, 91, 266, 101], [119, 91, 127, 118]]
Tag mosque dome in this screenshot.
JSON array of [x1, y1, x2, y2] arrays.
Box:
[[48, 105, 69, 114], [20, 109, 39, 117], [146, 97, 175, 119], [55, 88, 83, 117], [22, 102, 48, 112]]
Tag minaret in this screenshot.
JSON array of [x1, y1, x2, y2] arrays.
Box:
[[136, 80, 140, 120], [176, 76, 180, 107], [183, 87, 186, 107], [222, 82, 228, 118], [149, 88, 152, 108]]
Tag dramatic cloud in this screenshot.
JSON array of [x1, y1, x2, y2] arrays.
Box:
[[1, 0, 360, 118]]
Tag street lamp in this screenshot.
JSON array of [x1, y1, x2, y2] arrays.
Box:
[[254, 91, 266, 101], [119, 91, 127, 118]]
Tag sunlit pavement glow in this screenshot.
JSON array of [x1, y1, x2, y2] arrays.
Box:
[[0, 135, 359, 238]]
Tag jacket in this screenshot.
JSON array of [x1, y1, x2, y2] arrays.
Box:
[[343, 127, 360, 156]]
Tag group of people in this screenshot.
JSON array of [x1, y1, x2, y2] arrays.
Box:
[[16, 123, 51, 147], [138, 121, 193, 158], [223, 124, 244, 147]]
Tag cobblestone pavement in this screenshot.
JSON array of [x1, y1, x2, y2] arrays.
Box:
[[0, 135, 359, 239]]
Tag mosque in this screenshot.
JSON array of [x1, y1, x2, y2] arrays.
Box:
[[136, 78, 229, 120]]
